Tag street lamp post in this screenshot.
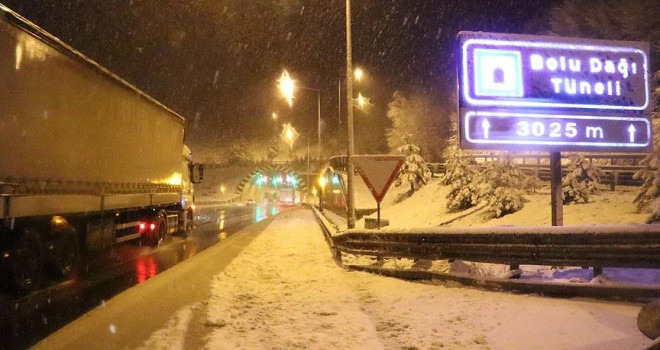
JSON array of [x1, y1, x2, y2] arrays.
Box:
[[307, 138, 310, 203], [345, 0, 356, 228], [302, 87, 322, 160]]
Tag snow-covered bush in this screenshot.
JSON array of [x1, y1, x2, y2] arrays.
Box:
[[522, 174, 543, 193], [633, 155, 660, 223], [476, 154, 526, 217], [489, 187, 524, 218], [562, 154, 603, 204], [445, 174, 480, 211], [394, 140, 431, 194], [442, 125, 534, 216], [442, 127, 480, 211], [633, 71, 660, 222]]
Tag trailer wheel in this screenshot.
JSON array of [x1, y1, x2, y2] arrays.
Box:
[[10, 230, 44, 295], [153, 213, 168, 247], [182, 210, 194, 237]]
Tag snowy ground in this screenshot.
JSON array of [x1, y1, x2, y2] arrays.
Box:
[[135, 206, 655, 349]]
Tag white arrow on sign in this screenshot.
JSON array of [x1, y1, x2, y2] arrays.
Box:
[[352, 155, 405, 203], [628, 124, 636, 143], [482, 119, 491, 139]]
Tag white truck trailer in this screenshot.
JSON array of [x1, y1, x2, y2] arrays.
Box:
[[0, 5, 203, 294], [277, 187, 300, 206]]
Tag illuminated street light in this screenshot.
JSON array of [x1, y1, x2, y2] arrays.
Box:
[[280, 122, 299, 150], [354, 68, 364, 82], [275, 69, 322, 159], [272, 112, 278, 120], [277, 69, 296, 107], [354, 92, 373, 112]]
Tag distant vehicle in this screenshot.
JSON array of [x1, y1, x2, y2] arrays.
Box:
[[264, 192, 278, 205], [277, 188, 300, 206], [0, 7, 203, 295], [245, 199, 257, 205]]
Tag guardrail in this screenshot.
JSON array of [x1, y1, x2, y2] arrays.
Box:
[[333, 225, 660, 270], [322, 224, 660, 299], [310, 206, 342, 266]]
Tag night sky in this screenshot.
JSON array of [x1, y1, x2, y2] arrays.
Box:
[[3, 0, 559, 154]]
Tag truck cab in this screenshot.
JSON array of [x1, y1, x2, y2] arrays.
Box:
[[181, 145, 203, 233]]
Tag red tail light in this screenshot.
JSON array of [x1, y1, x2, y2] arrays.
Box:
[[139, 222, 147, 232], [150, 223, 156, 231]]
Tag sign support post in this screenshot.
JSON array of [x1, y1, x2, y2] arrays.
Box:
[[377, 202, 381, 229], [550, 152, 563, 226]]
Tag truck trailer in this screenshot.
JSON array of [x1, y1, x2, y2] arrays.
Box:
[[0, 5, 202, 294], [277, 187, 300, 206]]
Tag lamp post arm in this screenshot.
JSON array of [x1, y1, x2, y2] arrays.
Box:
[[296, 85, 323, 161], [298, 86, 321, 93], [317, 91, 321, 160]]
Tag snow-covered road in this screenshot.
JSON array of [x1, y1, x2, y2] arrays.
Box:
[[140, 207, 652, 349]]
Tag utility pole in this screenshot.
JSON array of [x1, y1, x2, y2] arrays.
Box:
[[345, 0, 356, 228], [317, 90, 321, 160]]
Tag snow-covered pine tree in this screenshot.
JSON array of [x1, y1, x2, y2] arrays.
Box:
[[633, 153, 659, 223], [476, 154, 526, 218], [394, 136, 431, 194], [386, 90, 451, 162], [562, 154, 603, 204], [633, 70, 660, 223], [442, 124, 480, 211]]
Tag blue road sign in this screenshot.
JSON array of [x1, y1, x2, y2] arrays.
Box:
[[458, 31, 651, 152]]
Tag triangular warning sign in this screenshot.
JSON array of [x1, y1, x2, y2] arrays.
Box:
[[352, 155, 405, 203]]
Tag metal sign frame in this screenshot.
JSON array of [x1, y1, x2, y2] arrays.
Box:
[[458, 31, 652, 153]]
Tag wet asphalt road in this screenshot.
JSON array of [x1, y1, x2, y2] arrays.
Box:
[[0, 203, 279, 350]]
